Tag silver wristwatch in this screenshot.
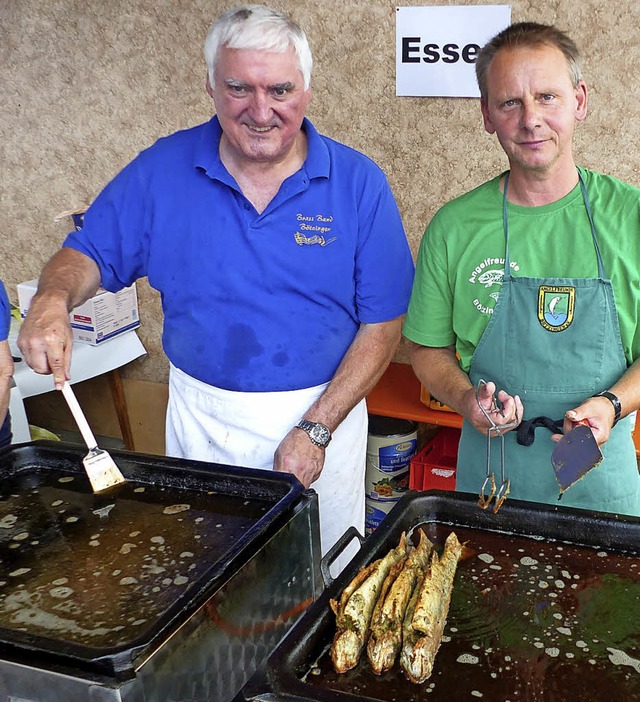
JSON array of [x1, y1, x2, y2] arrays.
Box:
[[295, 419, 332, 448]]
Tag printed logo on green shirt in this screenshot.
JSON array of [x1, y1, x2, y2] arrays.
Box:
[[468, 256, 521, 316], [537, 285, 575, 332]]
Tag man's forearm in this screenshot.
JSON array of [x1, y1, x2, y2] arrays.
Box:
[[604, 358, 640, 422], [303, 317, 404, 431], [409, 342, 473, 416], [17, 248, 102, 385], [34, 247, 102, 311]]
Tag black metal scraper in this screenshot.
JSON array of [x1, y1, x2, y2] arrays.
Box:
[[551, 419, 603, 494]]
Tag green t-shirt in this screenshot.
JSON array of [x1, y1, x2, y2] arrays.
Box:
[[404, 168, 640, 372]]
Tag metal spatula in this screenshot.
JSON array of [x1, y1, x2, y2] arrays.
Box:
[[551, 419, 603, 494], [61, 381, 127, 493]]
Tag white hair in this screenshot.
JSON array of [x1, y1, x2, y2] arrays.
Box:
[[204, 5, 313, 89]]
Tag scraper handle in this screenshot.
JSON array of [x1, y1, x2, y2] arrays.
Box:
[[61, 381, 98, 451]]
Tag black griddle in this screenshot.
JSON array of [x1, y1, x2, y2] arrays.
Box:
[[0, 441, 305, 679], [259, 490, 640, 702]]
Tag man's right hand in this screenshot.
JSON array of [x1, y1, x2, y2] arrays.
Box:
[[410, 344, 524, 435], [17, 248, 102, 390], [462, 379, 523, 435], [17, 295, 74, 390]]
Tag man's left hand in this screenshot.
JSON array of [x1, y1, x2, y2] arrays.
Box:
[[551, 395, 617, 446], [273, 427, 326, 488]]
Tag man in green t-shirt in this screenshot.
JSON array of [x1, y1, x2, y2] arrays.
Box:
[[404, 22, 640, 516]]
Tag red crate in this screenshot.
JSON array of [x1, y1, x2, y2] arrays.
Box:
[[410, 427, 460, 491]]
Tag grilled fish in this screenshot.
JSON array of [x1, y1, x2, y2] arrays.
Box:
[[399, 566, 426, 682], [330, 532, 408, 673], [400, 531, 463, 683], [367, 530, 434, 674]]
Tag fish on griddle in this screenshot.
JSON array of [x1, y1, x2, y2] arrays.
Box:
[[367, 530, 434, 674], [399, 566, 426, 681], [330, 532, 408, 673], [400, 531, 463, 683]]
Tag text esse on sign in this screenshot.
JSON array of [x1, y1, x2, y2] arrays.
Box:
[[401, 38, 480, 64]]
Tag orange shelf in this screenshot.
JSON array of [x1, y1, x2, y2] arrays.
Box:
[[366, 362, 463, 428]]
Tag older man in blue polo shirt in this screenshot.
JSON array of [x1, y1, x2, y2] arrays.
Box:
[[17, 5, 414, 555]]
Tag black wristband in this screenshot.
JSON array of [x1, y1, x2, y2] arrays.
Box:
[[592, 391, 622, 427]]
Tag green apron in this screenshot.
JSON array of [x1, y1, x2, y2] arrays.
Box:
[[457, 171, 640, 515]]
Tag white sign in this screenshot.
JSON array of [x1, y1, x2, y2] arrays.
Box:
[[396, 5, 511, 98]]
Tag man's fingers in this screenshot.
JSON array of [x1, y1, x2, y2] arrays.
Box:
[[500, 393, 522, 422], [470, 383, 524, 434], [480, 380, 496, 400], [47, 342, 71, 390], [21, 332, 71, 386], [515, 395, 524, 423]]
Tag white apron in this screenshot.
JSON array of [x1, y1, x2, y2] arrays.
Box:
[[166, 364, 367, 557]]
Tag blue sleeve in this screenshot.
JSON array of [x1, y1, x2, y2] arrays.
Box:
[[0, 281, 10, 341], [354, 168, 415, 323], [63, 156, 151, 293]]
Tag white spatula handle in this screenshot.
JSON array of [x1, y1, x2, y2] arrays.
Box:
[[61, 381, 98, 451]]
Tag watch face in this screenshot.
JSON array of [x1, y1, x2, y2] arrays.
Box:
[[297, 420, 331, 446], [310, 424, 331, 446]]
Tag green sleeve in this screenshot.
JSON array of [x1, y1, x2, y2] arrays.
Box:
[[402, 213, 456, 348]]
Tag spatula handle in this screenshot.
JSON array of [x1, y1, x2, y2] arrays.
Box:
[[61, 381, 98, 451]]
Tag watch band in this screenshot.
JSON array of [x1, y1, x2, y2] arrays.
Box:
[[295, 419, 332, 447], [592, 391, 622, 427]]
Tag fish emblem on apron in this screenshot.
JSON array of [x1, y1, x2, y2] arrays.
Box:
[[537, 285, 575, 332]]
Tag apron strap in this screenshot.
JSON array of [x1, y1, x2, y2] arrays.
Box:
[[503, 172, 512, 273], [516, 416, 564, 446], [502, 169, 606, 279], [578, 171, 606, 279]]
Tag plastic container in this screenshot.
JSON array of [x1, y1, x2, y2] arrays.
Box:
[[365, 415, 417, 533], [365, 415, 417, 500], [419, 384, 455, 412], [365, 498, 396, 535], [409, 427, 460, 491]]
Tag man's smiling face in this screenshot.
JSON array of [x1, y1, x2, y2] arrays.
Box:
[[209, 46, 311, 166]]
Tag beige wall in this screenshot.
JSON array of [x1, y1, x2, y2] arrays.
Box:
[[3, 0, 640, 382]]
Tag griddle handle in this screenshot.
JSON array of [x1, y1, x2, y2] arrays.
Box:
[[320, 525, 364, 587]]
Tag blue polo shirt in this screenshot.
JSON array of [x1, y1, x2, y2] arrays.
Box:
[[0, 281, 9, 342], [64, 117, 414, 391]]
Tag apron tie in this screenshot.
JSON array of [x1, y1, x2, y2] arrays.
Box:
[[516, 416, 564, 447]]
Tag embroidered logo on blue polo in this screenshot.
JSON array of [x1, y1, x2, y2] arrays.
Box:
[[294, 232, 336, 247], [294, 212, 336, 247], [537, 285, 575, 332]]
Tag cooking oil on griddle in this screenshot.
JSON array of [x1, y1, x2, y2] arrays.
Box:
[[307, 525, 640, 701], [0, 469, 271, 650]]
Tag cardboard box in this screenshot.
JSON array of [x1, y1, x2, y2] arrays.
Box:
[[419, 384, 455, 412], [17, 279, 140, 345], [409, 427, 460, 492]]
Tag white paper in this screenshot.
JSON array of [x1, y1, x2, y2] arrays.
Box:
[[396, 5, 512, 97]]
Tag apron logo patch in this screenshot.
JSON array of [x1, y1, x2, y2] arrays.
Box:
[[537, 285, 575, 332]]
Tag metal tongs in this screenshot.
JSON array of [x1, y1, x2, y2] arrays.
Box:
[[476, 379, 519, 514]]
